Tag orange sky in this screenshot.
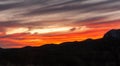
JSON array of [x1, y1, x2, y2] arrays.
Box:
[[0, 0, 120, 48], [0, 20, 119, 48]]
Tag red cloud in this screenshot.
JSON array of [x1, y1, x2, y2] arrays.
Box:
[[0, 20, 119, 48]]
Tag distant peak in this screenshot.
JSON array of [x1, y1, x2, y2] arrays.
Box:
[[109, 29, 120, 32], [103, 29, 120, 40], [0, 47, 2, 49], [23, 46, 32, 49]]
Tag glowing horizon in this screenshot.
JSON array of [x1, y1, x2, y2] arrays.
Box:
[[0, 0, 120, 48]]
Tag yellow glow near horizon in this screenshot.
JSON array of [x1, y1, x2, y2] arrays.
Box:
[[6, 27, 29, 35], [28, 27, 73, 34], [5, 26, 90, 35]]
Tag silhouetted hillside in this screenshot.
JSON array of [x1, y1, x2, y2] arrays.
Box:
[[0, 29, 120, 66], [104, 29, 120, 40]]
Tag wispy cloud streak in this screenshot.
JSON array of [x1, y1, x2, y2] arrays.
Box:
[[0, 0, 120, 48]]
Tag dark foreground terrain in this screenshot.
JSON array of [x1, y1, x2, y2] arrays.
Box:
[[0, 29, 120, 66]]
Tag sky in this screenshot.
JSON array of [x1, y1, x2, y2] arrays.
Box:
[[0, 0, 120, 48]]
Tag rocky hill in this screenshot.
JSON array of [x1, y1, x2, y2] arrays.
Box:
[[0, 29, 120, 66]]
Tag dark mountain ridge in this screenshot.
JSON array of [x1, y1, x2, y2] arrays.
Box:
[[104, 29, 120, 40], [0, 29, 120, 66]]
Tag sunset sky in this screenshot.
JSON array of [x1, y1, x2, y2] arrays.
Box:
[[0, 0, 120, 48]]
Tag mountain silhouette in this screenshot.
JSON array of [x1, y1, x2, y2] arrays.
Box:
[[0, 29, 120, 66], [104, 29, 120, 40]]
